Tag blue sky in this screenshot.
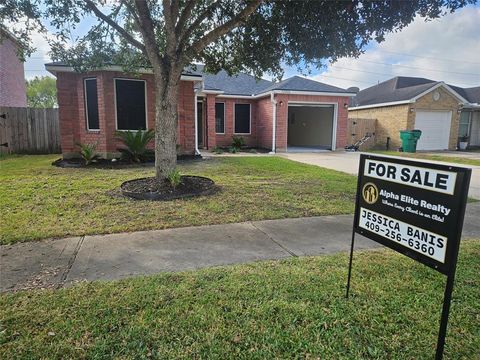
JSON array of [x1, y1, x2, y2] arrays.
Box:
[[24, 5, 480, 90]]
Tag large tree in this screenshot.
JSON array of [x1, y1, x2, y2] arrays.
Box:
[[1, 0, 474, 180], [26, 76, 57, 108]]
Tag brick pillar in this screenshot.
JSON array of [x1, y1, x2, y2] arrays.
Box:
[[57, 72, 80, 158], [206, 94, 216, 149], [275, 94, 288, 151]]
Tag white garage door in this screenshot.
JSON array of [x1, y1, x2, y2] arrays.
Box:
[[414, 111, 452, 150]]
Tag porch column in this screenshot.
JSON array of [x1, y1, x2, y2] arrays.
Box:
[[275, 94, 288, 151], [206, 94, 217, 149]]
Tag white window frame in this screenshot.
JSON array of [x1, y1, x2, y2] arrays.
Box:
[[84, 77, 100, 131], [233, 102, 252, 135], [215, 102, 226, 134], [458, 111, 472, 138], [114, 78, 148, 131]]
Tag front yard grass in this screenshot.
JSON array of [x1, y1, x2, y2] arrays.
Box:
[[368, 150, 480, 167], [1, 240, 478, 359], [0, 155, 356, 244]]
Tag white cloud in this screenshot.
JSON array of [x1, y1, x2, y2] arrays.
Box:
[[311, 6, 480, 90], [24, 29, 56, 80]]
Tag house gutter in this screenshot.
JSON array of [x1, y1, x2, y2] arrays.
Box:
[[194, 89, 201, 156], [269, 92, 277, 154]]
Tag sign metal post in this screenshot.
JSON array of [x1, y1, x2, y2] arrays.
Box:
[[346, 154, 471, 360]]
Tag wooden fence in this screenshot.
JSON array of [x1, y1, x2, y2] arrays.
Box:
[[346, 117, 377, 151], [0, 107, 60, 154]]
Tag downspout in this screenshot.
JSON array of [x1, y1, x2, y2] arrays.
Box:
[[194, 89, 201, 156], [269, 91, 277, 154]]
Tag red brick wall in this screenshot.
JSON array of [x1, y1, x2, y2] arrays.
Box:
[[214, 98, 257, 148], [0, 37, 27, 107], [177, 80, 195, 153], [56, 69, 350, 157], [206, 94, 216, 149], [274, 94, 349, 151], [56, 71, 195, 158], [56, 72, 80, 155], [256, 96, 273, 150]]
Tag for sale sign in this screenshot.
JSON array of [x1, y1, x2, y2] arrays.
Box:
[[353, 154, 471, 275]]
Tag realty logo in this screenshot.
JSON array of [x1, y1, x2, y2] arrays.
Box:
[[362, 182, 379, 204]]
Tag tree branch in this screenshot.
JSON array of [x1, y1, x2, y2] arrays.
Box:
[[179, 0, 221, 45], [84, 0, 145, 52], [189, 0, 262, 55], [134, 0, 163, 70], [176, 0, 197, 35], [162, 0, 178, 56], [171, 0, 180, 23], [162, 0, 175, 34]]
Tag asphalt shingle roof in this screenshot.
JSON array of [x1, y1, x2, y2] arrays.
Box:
[[195, 65, 273, 96], [46, 62, 352, 96], [351, 76, 480, 107], [259, 76, 349, 94], [350, 77, 438, 107], [449, 85, 480, 104]]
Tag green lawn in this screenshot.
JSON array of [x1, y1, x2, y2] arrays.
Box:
[[0, 155, 356, 244], [368, 151, 480, 167], [1, 240, 478, 359]]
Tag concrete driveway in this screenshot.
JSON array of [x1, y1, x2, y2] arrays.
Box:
[[281, 151, 480, 199]]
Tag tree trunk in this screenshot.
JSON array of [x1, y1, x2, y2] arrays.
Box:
[[153, 70, 181, 181]]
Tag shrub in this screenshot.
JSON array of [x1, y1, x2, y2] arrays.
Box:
[[115, 130, 155, 163], [76, 142, 99, 165], [212, 146, 224, 154], [166, 168, 182, 189], [228, 146, 239, 154], [231, 136, 246, 149]]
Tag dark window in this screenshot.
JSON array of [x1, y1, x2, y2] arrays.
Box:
[[215, 103, 225, 133], [115, 79, 146, 130], [84, 78, 99, 130], [235, 103, 251, 134]]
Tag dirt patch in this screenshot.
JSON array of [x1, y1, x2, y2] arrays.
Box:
[[120, 175, 218, 201]]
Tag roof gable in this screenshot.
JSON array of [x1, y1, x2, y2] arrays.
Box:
[[351, 76, 474, 109], [259, 75, 350, 94], [0, 26, 23, 48]]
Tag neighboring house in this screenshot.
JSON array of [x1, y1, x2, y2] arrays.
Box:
[[45, 62, 354, 158], [0, 27, 27, 107], [349, 77, 480, 151]]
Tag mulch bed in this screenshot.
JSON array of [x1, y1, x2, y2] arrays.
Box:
[[53, 155, 201, 169], [120, 175, 218, 201]]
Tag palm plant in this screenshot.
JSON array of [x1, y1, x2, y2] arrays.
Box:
[[76, 142, 100, 165], [231, 136, 246, 149], [115, 130, 155, 162]]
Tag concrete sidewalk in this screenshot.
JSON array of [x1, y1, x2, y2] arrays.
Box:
[[2, 202, 480, 292]]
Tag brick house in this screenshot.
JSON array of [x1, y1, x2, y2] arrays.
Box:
[[0, 27, 27, 107], [349, 77, 480, 150], [45, 62, 355, 158]]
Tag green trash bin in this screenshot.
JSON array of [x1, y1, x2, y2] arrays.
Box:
[[400, 130, 422, 153]]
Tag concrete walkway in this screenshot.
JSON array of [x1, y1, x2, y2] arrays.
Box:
[[2, 202, 479, 292], [281, 151, 480, 199]]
